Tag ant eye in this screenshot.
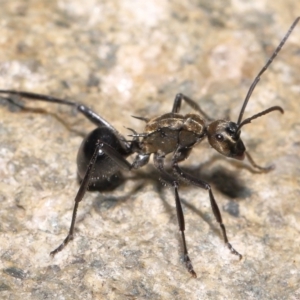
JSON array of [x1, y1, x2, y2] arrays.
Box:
[[215, 134, 224, 141]]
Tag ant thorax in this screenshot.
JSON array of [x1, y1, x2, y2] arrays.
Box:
[[141, 112, 206, 154]]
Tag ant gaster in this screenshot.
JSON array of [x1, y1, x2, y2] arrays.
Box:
[[0, 17, 299, 278]]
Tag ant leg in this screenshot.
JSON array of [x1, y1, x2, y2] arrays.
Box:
[[0, 90, 121, 133], [50, 141, 136, 256], [50, 140, 103, 256], [171, 93, 212, 121], [245, 151, 274, 173], [154, 152, 197, 278], [173, 162, 242, 260], [0, 90, 132, 152]]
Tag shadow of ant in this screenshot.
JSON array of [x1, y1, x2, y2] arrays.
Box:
[[85, 153, 255, 243]]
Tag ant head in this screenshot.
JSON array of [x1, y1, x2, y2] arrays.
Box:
[[207, 120, 245, 160], [207, 17, 298, 160]]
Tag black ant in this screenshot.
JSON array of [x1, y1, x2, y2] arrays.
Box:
[[0, 17, 299, 278]]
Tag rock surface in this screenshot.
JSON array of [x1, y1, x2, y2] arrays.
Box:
[[0, 1, 299, 299]]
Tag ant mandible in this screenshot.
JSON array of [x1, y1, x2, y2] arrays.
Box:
[[0, 17, 299, 278]]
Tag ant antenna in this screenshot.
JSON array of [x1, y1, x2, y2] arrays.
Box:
[[237, 105, 283, 131], [236, 17, 300, 126]]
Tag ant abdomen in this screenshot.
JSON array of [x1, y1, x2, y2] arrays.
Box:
[[77, 127, 132, 191]]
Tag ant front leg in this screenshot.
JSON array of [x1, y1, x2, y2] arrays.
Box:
[[171, 93, 213, 121], [245, 151, 274, 173], [50, 141, 134, 257], [153, 151, 197, 278], [172, 160, 242, 260]]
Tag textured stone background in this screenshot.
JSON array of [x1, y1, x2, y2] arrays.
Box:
[[0, 1, 299, 299]]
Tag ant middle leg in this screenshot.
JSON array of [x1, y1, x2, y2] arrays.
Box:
[[153, 152, 197, 278], [171, 93, 212, 121], [172, 161, 242, 260]]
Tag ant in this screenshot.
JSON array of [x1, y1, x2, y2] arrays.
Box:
[[0, 17, 299, 278]]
